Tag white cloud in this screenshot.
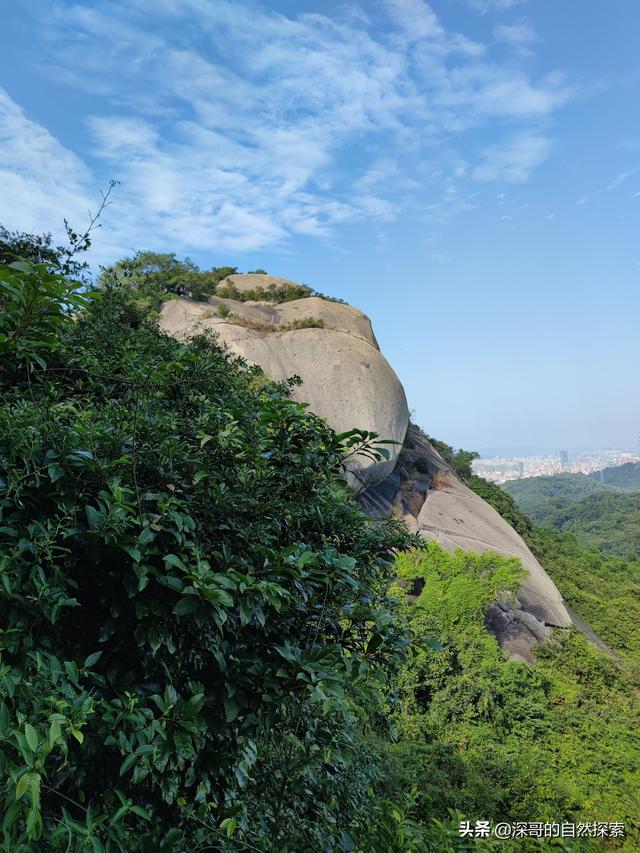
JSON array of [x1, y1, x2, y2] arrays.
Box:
[[383, 0, 444, 41], [0, 0, 574, 262], [0, 88, 94, 234], [494, 21, 537, 45], [468, 0, 526, 12], [472, 133, 552, 183], [577, 167, 640, 205]]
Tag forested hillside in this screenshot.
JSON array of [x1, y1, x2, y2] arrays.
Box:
[[2, 230, 639, 851], [504, 475, 640, 560], [503, 472, 605, 515], [589, 461, 640, 491], [388, 544, 640, 850]]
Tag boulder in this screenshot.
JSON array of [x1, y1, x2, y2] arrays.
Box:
[[159, 281, 408, 489], [160, 275, 573, 659]]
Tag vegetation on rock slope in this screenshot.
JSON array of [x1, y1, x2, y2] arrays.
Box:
[[391, 432, 640, 848], [386, 544, 640, 851], [96, 250, 343, 320]]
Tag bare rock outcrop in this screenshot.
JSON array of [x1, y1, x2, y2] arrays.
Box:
[[159, 279, 407, 489], [160, 274, 573, 660], [360, 425, 572, 660]]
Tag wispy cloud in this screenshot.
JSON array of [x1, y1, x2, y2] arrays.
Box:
[[494, 20, 537, 46], [0, 88, 93, 234], [472, 133, 552, 183], [468, 0, 527, 12], [0, 0, 574, 262], [383, 0, 443, 41], [577, 168, 640, 205]]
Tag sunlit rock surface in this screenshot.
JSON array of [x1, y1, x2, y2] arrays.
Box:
[[160, 274, 572, 660], [159, 278, 407, 489]]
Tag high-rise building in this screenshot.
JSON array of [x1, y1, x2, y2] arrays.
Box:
[[560, 450, 569, 468]]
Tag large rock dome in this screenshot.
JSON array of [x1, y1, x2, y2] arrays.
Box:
[[159, 273, 572, 659], [159, 275, 408, 489]]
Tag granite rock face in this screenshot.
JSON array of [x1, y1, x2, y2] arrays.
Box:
[[159, 279, 408, 489], [160, 275, 573, 659], [360, 426, 573, 659]]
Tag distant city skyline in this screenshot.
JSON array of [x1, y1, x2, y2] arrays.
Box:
[[474, 449, 640, 484], [1, 0, 639, 450]]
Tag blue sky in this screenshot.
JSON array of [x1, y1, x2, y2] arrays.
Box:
[[1, 0, 639, 452]]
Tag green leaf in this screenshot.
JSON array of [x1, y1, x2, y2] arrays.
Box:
[[0, 703, 9, 736], [119, 753, 139, 776], [184, 693, 205, 716], [164, 553, 186, 571], [366, 633, 383, 654], [48, 717, 62, 748], [224, 696, 239, 723], [174, 597, 199, 616], [84, 651, 103, 667], [26, 802, 42, 840], [47, 464, 65, 483], [123, 545, 142, 563], [161, 575, 184, 592], [2, 801, 22, 831], [112, 804, 129, 823], [24, 724, 38, 752], [15, 773, 29, 800], [220, 817, 237, 837], [129, 805, 151, 821], [85, 505, 101, 530]]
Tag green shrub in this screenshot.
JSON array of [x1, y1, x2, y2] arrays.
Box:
[[0, 263, 418, 850], [97, 253, 237, 314], [216, 280, 314, 304]]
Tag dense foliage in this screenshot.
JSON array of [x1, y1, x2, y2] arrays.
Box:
[[216, 279, 314, 304], [3, 225, 639, 852], [386, 544, 640, 851], [0, 257, 426, 851], [97, 251, 238, 314], [534, 491, 640, 560], [97, 251, 344, 321], [464, 471, 640, 663]]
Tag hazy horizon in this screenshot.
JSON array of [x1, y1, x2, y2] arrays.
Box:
[[1, 0, 639, 451]]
